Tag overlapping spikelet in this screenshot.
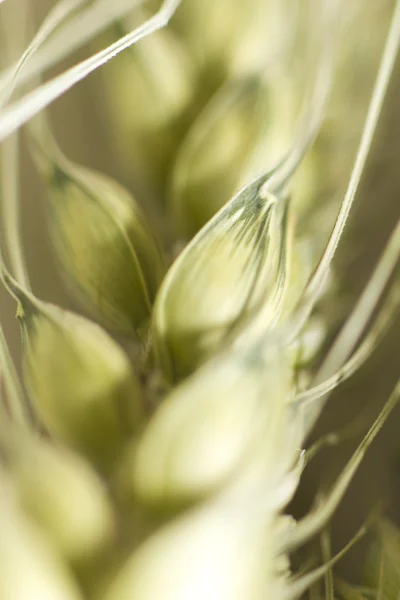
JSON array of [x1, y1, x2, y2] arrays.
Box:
[[0, 1, 398, 599]]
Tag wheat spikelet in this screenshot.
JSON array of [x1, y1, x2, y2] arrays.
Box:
[[0, 0, 400, 599]]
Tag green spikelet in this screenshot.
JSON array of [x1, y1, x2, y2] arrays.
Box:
[[4, 275, 143, 470], [11, 437, 115, 563], [132, 344, 294, 509], [102, 497, 289, 600], [102, 22, 195, 189], [169, 0, 282, 77], [169, 74, 271, 237], [32, 140, 164, 337], [154, 174, 290, 380], [0, 491, 83, 600]]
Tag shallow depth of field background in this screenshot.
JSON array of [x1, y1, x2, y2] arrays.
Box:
[[1, 0, 400, 581]]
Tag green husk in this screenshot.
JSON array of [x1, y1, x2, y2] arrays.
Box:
[[154, 174, 289, 380], [0, 490, 83, 600], [102, 21, 195, 189], [11, 437, 116, 563], [102, 497, 290, 600], [132, 342, 294, 508], [169, 73, 272, 237], [32, 139, 165, 336], [3, 274, 143, 470]]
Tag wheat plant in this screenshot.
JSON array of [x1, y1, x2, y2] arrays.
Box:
[[0, 1, 400, 599]]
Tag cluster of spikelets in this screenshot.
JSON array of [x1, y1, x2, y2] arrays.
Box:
[[1, 0, 400, 599]]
